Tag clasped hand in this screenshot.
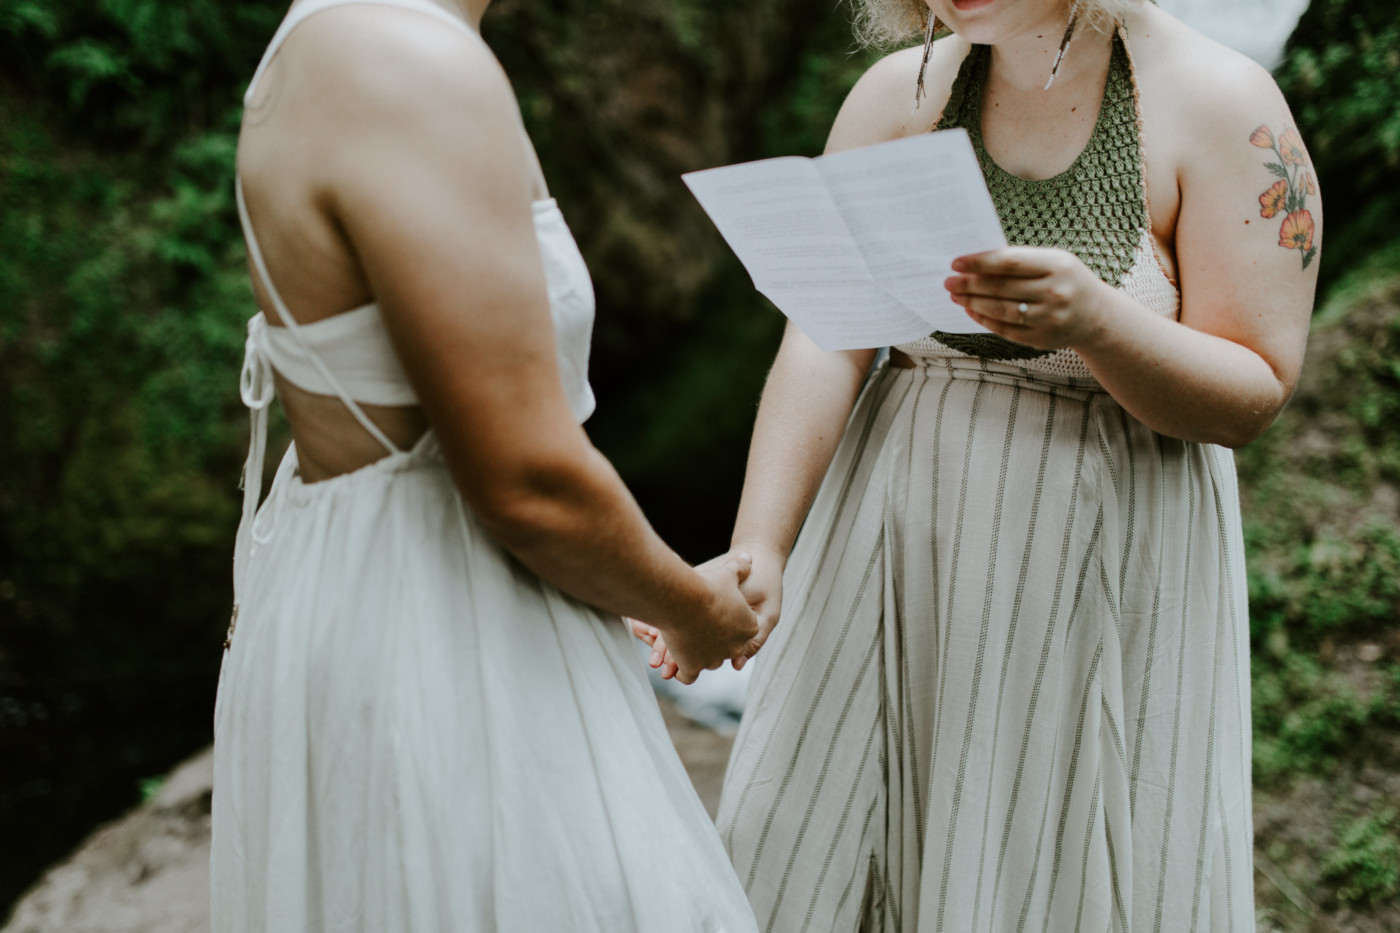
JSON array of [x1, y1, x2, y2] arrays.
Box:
[[632, 249, 1106, 684], [945, 246, 1114, 350], [631, 544, 784, 684]]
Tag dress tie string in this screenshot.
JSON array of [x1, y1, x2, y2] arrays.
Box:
[[230, 313, 277, 647]]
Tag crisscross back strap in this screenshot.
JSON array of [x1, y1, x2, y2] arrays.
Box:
[[235, 179, 402, 455], [229, 0, 475, 633], [237, 0, 476, 455]]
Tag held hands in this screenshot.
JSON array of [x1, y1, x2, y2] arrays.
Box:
[[945, 247, 1114, 351], [630, 552, 760, 685], [633, 543, 784, 682]]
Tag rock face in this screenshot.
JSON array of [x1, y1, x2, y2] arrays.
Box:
[[2, 750, 213, 933], [1, 700, 734, 932]]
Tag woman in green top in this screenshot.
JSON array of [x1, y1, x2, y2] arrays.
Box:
[[646, 0, 1317, 929]]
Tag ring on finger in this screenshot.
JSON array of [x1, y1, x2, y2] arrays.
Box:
[[1016, 301, 1030, 325]]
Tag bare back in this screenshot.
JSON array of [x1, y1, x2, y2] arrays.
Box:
[[237, 0, 549, 480]]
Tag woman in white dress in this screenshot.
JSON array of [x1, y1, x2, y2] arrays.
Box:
[[648, 0, 1319, 929], [212, 0, 762, 929]]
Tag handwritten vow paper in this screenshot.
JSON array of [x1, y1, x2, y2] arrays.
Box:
[[683, 129, 1006, 351]]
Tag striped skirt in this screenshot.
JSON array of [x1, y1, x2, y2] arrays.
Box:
[[718, 357, 1254, 933]]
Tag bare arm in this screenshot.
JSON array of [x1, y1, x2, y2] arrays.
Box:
[[641, 322, 869, 679], [677, 48, 940, 672], [1088, 57, 1317, 445], [305, 13, 755, 678], [726, 47, 940, 560], [730, 326, 874, 559], [949, 48, 1317, 447]]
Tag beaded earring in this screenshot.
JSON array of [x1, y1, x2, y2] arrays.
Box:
[[1043, 0, 1081, 90], [915, 11, 943, 108]]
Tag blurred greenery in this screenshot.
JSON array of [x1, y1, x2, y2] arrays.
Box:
[[1276, 0, 1400, 295], [0, 0, 1398, 926], [1322, 808, 1400, 907]]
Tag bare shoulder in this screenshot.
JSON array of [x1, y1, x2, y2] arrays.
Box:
[[244, 4, 543, 255], [1125, 5, 1319, 350], [276, 5, 519, 131], [1126, 5, 1294, 147], [827, 35, 971, 154]]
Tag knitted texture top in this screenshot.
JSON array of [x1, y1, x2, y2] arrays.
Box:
[[894, 28, 1180, 380]]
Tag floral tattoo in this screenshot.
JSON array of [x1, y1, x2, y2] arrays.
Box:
[[1251, 124, 1318, 270]]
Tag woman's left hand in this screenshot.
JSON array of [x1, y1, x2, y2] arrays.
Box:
[[945, 247, 1114, 351]]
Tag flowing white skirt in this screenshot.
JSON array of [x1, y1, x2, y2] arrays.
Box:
[[211, 437, 758, 933]]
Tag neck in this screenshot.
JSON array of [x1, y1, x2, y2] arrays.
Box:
[[987, 10, 1113, 94]]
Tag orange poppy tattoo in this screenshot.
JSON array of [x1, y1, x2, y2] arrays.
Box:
[[1259, 180, 1287, 219], [1279, 210, 1315, 253], [1278, 127, 1307, 167], [1252, 123, 1318, 270]]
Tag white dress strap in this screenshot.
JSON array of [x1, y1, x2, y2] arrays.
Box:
[[232, 179, 406, 614], [244, 0, 475, 105], [243, 0, 473, 102], [235, 178, 402, 455], [231, 0, 473, 620]]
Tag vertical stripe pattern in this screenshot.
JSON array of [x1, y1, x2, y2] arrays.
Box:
[[717, 357, 1254, 933]]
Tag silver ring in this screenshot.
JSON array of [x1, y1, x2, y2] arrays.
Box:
[[1017, 301, 1029, 324]]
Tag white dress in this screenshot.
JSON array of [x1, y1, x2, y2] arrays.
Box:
[[211, 3, 758, 930]]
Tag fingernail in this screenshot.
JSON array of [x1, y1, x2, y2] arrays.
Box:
[[650, 651, 660, 666]]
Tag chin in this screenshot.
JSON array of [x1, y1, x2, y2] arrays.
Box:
[[936, 0, 1068, 45]]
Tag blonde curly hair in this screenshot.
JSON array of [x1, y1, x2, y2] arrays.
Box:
[[852, 0, 1141, 47]]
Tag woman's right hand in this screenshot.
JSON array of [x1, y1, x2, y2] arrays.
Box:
[[655, 552, 760, 685], [643, 544, 785, 680]]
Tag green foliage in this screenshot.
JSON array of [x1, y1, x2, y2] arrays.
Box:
[[1276, 0, 1400, 294], [1251, 651, 1395, 783], [1248, 524, 1400, 643], [137, 777, 165, 805], [759, 47, 880, 157], [0, 11, 259, 903], [1238, 277, 1400, 602], [1238, 272, 1400, 791], [0, 0, 282, 149], [1322, 807, 1400, 906], [1242, 267, 1400, 922]]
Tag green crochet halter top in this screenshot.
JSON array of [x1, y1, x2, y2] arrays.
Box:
[[931, 30, 1147, 361]]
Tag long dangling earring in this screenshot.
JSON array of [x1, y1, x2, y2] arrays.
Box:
[[1043, 0, 1081, 90], [915, 10, 941, 108]]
